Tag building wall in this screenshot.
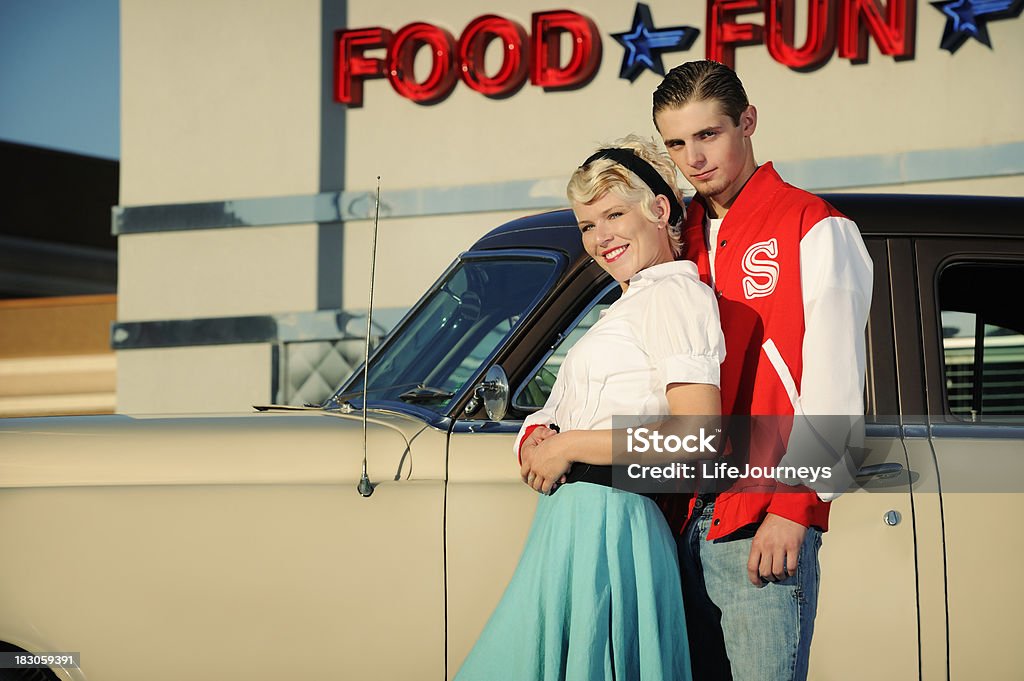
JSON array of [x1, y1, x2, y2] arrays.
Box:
[[117, 0, 1024, 413], [118, 0, 333, 411], [340, 0, 1023, 191]]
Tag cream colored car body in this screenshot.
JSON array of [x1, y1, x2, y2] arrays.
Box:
[[4, 416, 1022, 680], [3, 196, 1024, 680], [0, 411, 448, 680]]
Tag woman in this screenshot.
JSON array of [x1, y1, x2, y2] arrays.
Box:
[[456, 136, 725, 681]]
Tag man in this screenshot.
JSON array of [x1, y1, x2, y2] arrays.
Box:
[[652, 60, 873, 680]]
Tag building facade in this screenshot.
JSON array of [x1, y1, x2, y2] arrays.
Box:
[[115, 0, 1024, 412]]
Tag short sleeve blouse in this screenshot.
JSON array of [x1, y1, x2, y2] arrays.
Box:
[[523, 260, 725, 439]]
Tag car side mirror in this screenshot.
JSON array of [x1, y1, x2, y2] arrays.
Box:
[[472, 365, 509, 421]]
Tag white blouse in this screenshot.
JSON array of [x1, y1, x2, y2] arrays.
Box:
[[514, 260, 726, 453]]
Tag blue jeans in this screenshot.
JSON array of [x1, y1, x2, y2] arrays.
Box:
[[677, 498, 822, 681]]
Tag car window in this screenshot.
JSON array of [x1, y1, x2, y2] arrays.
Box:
[[333, 253, 562, 414], [513, 282, 622, 412], [939, 262, 1024, 422]]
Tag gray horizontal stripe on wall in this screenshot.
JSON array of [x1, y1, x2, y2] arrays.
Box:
[[112, 178, 568, 235], [111, 307, 407, 350], [113, 141, 1024, 235], [777, 140, 1024, 191]]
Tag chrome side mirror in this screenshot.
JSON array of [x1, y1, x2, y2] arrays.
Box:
[[474, 365, 509, 421]]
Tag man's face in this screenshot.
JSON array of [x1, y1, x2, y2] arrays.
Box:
[[655, 98, 757, 212], [574, 191, 673, 285]]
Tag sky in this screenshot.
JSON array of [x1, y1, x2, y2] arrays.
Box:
[[0, 0, 120, 160]]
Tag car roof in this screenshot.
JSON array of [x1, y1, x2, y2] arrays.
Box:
[[473, 194, 1024, 254], [824, 194, 1024, 238], [474, 208, 582, 255]]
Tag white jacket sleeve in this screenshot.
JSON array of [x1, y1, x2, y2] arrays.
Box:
[[781, 216, 873, 500]]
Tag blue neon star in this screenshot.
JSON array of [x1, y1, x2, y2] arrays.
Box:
[[611, 3, 700, 82], [931, 0, 1023, 52]]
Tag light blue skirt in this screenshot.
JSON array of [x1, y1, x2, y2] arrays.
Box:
[[455, 482, 692, 681]]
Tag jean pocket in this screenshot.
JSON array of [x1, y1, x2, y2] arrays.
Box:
[[713, 522, 760, 543]]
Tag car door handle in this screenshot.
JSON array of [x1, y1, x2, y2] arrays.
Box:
[[856, 462, 904, 478]]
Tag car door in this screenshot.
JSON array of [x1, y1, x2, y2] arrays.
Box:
[[915, 237, 1024, 679], [809, 236, 923, 680]]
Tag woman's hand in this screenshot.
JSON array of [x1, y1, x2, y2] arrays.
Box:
[[521, 431, 573, 494], [519, 425, 557, 479]]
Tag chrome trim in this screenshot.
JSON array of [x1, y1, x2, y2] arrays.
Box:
[[323, 402, 452, 432], [451, 420, 523, 434], [930, 422, 1024, 440], [903, 424, 930, 439], [865, 423, 902, 439], [477, 365, 510, 421], [857, 462, 905, 478]]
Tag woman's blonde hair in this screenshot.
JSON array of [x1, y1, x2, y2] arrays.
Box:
[[566, 134, 685, 256]]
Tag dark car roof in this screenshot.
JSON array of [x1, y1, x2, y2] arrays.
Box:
[[474, 194, 1024, 255], [474, 208, 583, 256], [824, 194, 1024, 238]]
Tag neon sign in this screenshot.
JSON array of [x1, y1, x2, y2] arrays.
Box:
[[708, 0, 915, 69], [334, 10, 601, 107], [335, 0, 1020, 106]]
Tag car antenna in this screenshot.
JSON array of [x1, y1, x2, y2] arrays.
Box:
[[357, 177, 382, 498]]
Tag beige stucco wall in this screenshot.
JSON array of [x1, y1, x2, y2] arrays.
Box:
[[117, 344, 273, 414], [342, 0, 1024, 192], [119, 0, 323, 206], [117, 225, 322, 321], [118, 0, 328, 411], [116, 0, 1023, 412]]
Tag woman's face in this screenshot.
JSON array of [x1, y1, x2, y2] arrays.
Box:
[[574, 191, 674, 284]]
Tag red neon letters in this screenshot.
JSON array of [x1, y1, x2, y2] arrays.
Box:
[[387, 23, 459, 103], [766, 0, 834, 70], [335, 9, 601, 106], [837, 0, 916, 63], [707, 0, 765, 71], [458, 15, 529, 97], [334, 27, 392, 107], [708, 0, 915, 70], [530, 11, 602, 90]]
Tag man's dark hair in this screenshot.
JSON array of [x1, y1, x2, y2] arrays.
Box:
[[653, 60, 749, 127]]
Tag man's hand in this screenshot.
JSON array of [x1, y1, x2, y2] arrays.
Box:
[[747, 513, 807, 587]]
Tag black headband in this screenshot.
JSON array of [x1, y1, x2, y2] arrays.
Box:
[[581, 148, 684, 226]]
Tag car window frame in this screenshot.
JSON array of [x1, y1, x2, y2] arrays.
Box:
[[330, 248, 568, 427], [508, 279, 623, 415], [916, 238, 1024, 426]]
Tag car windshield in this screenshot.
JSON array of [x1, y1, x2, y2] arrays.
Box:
[[334, 252, 562, 414]]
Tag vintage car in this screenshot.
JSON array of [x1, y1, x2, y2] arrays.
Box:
[[1, 194, 1023, 680]]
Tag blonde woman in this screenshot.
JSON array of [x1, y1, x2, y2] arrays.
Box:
[[456, 136, 725, 681]]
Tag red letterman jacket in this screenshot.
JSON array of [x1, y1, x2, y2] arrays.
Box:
[[673, 162, 866, 540]]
